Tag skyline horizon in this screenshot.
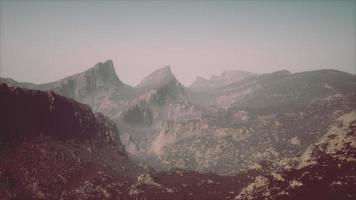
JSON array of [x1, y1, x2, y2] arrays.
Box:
[[1, 1, 355, 86], [1, 58, 354, 87]]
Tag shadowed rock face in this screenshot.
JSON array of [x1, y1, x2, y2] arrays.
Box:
[[0, 84, 143, 199], [0, 83, 103, 142]]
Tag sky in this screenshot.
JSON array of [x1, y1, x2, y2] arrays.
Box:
[[0, 0, 355, 86]]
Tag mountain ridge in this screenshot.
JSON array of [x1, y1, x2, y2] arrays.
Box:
[[190, 69, 258, 92], [1, 60, 356, 199]]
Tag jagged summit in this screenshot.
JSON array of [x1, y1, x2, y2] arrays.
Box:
[[36, 59, 123, 90], [91, 59, 115, 72], [31, 60, 136, 111], [84, 59, 121, 84], [161, 65, 172, 72], [137, 65, 177, 89]]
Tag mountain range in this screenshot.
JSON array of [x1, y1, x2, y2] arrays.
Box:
[[1, 60, 356, 199]]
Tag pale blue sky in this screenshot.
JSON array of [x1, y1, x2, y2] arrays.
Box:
[[0, 0, 355, 86]]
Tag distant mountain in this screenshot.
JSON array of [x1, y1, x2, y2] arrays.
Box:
[[135, 66, 187, 103], [1, 60, 136, 120], [119, 65, 195, 126], [118, 66, 213, 159], [39, 60, 126, 95], [38, 60, 136, 115], [138, 66, 175, 88], [190, 70, 258, 92], [152, 69, 356, 174], [193, 69, 356, 109], [232, 69, 356, 113]]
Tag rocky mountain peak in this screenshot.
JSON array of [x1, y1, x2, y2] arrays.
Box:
[[161, 65, 172, 73], [137, 65, 177, 89], [85, 59, 121, 83]]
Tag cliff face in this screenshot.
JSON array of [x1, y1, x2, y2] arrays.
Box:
[[1, 83, 110, 142], [0, 84, 142, 199]]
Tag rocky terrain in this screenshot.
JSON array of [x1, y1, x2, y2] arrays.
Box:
[[235, 111, 356, 200], [0, 83, 142, 199], [0, 84, 269, 199], [151, 69, 356, 174], [1, 60, 356, 199]]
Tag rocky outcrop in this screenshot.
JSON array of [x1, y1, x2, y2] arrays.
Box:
[[235, 111, 356, 200]]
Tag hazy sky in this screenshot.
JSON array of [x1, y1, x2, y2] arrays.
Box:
[[0, 0, 355, 86]]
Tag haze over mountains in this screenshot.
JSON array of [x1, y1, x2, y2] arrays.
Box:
[[190, 70, 258, 92], [1, 60, 356, 199]]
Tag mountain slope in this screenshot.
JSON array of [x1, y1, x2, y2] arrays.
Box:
[[0, 60, 136, 120], [151, 69, 356, 174], [38, 60, 135, 114], [136, 66, 187, 103], [232, 69, 356, 113], [236, 110, 356, 200], [0, 84, 142, 199], [0, 84, 279, 200], [137, 66, 175, 88]]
